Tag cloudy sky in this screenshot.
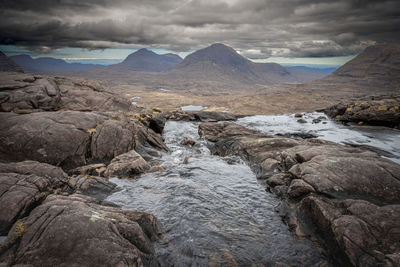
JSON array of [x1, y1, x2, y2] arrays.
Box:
[[1, 0, 399, 65]]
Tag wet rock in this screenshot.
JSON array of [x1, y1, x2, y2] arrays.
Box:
[[200, 122, 303, 164], [148, 165, 164, 173], [104, 150, 150, 178], [68, 163, 107, 176], [148, 114, 166, 134], [0, 161, 68, 235], [287, 179, 315, 198], [276, 132, 317, 139], [297, 118, 307, 123], [294, 113, 303, 117], [199, 122, 267, 143], [321, 97, 400, 127], [257, 158, 280, 178], [0, 194, 160, 266], [66, 175, 116, 200], [267, 173, 291, 187], [180, 136, 196, 146], [164, 110, 237, 122]]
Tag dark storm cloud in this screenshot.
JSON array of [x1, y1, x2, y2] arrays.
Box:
[[1, 0, 399, 57]]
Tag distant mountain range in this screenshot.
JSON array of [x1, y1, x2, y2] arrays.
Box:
[[2, 44, 325, 84], [0, 52, 24, 73], [10, 55, 100, 72], [2, 43, 399, 91]]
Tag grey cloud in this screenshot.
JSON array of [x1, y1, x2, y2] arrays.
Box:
[[0, 0, 399, 57]]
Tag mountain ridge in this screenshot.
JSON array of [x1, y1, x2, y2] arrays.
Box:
[[0, 52, 24, 73], [10, 54, 100, 72]]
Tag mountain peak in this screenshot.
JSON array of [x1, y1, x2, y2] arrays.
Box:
[[177, 43, 249, 70], [0, 51, 24, 73], [119, 48, 182, 72]]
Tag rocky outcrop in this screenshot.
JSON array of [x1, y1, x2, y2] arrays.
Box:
[[66, 175, 117, 200], [0, 161, 68, 235], [0, 111, 167, 170], [321, 97, 400, 127], [104, 150, 150, 178], [0, 194, 160, 266], [199, 121, 400, 266], [164, 110, 237, 122], [0, 72, 132, 112]]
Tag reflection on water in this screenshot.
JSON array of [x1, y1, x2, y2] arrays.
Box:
[[107, 121, 323, 266], [237, 112, 400, 164]]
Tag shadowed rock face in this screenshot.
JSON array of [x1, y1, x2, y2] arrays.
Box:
[[321, 96, 400, 128], [0, 111, 167, 170], [0, 52, 24, 73], [199, 121, 400, 266], [0, 194, 160, 267], [0, 72, 132, 112]]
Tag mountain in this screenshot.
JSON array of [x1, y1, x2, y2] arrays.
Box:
[[0, 51, 24, 73], [170, 43, 325, 84], [113, 49, 182, 72], [321, 44, 400, 88], [10, 55, 100, 72], [288, 66, 337, 74]]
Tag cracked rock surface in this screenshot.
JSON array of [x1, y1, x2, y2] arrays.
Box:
[[0, 194, 160, 267], [0, 111, 167, 171], [0, 72, 132, 112]]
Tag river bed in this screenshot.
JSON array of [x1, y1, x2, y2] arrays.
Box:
[[107, 120, 323, 266], [106, 113, 400, 266]]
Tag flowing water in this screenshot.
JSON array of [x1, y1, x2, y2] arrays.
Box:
[[107, 120, 323, 266], [237, 112, 400, 164], [106, 113, 400, 266]]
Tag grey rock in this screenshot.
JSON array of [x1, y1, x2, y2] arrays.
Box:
[[105, 150, 150, 178], [0, 161, 68, 235], [287, 179, 315, 198], [0, 194, 160, 266]]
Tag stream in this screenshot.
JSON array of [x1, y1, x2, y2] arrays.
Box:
[[106, 113, 400, 266]]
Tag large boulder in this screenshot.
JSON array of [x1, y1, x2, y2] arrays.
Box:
[[0, 111, 106, 169], [0, 161, 68, 235], [0, 72, 132, 112], [321, 97, 400, 127], [104, 150, 150, 178], [0, 194, 161, 266], [0, 111, 167, 170]]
